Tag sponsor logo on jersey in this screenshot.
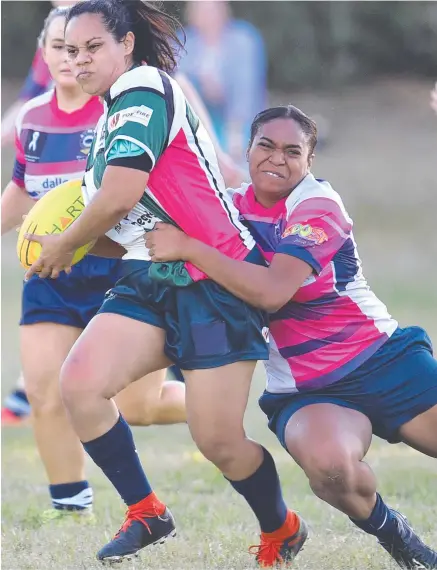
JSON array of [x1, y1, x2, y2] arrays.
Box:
[[262, 327, 270, 342], [42, 177, 69, 190], [282, 223, 328, 245], [24, 130, 47, 162], [80, 128, 95, 156], [28, 131, 40, 152], [107, 106, 154, 133]]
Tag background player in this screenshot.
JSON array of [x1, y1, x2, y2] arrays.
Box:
[[1, 6, 186, 517], [1, 0, 245, 424]]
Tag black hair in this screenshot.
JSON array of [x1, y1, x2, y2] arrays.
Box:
[[38, 6, 70, 48], [65, 0, 185, 73], [249, 105, 318, 155]]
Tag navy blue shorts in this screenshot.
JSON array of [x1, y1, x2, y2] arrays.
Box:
[[21, 256, 122, 329], [98, 254, 270, 369], [259, 326, 437, 446]]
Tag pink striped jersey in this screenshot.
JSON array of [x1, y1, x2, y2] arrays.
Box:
[[231, 174, 398, 393], [82, 65, 255, 279], [13, 89, 102, 200]]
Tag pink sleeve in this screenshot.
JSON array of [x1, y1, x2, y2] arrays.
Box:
[[276, 197, 352, 274]]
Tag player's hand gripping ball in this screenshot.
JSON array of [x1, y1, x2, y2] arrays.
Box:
[[17, 179, 94, 270]]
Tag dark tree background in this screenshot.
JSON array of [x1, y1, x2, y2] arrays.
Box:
[[2, 1, 436, 90]]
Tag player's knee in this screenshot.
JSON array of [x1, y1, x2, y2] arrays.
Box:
[[303, 450, 358, 497], [193, 432, 241, 471], [24, 374, 63, 417], [60, 354, 100, 409]]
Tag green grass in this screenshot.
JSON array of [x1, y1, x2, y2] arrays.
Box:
[[2, 389, 437, 570], [2, 219, 437, 570], [2, 78, 437, 569]]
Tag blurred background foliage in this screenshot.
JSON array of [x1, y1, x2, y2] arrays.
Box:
[[3, 1, 437, 90]]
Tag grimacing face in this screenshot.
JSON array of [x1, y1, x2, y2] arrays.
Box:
[[64, 12, 134, 96], [248, 117, 313, 204]]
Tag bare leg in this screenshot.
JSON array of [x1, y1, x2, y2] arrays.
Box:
[[21, 323, 85, 485], [284, 404, 375, 519], [116, 371, 186, 426]]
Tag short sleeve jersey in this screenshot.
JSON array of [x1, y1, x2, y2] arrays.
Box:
[[13, 89, 102, 200], [232, 174, 398, 392], [82, 65, 255, 278]]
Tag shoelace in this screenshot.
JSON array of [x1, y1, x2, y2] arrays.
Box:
[[249, 537, 285, 568], [114, 503, 162, 539]]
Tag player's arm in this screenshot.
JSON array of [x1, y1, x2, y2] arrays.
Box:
[[147, 224, 311, 311], [2, 131, 35, 235], [60, 165, 148, 250], [60, 90, 168, 251], [186, 242, 311, 312], [25, 89, 169, 279], [1, 181, 35, 236], [147, 199, 350, 311]]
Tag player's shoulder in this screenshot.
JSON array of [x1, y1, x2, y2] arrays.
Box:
[[16, 89, 53, 132], [286, 174, 352, 224], [109, 66, 167, 100], [225, 182, 251, 203]]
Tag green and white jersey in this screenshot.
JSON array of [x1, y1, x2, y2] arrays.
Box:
[[82, 65, 254, 270]]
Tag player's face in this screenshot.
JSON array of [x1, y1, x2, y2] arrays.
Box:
[[248, 118, 313, 202], [42, 16, 77, 89], [65, 13, 134, 96]]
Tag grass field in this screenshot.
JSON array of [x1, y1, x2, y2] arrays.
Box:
[[2, 78, 437, 569]]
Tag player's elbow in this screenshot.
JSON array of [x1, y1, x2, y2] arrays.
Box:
[[258, 287, 291, 313], [257, 294, 280, 313]]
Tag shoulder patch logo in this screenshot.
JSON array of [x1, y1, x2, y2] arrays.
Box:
[[108, 106, 153, 133], [282, 223, 328, 245]]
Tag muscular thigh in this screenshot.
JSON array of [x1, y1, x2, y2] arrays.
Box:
[[284, 403, 373, 468], [183, 361, 256, 442], [61, 313, 172, 399]]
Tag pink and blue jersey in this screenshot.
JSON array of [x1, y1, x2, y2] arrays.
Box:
[[232, 174, 398, 393], [13, 90, 102, 200]]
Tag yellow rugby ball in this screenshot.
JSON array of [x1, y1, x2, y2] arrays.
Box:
[[17, 179, 94, 270]]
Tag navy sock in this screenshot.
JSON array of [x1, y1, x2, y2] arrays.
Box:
[[227, 447, 288, 533], [350, 493, 397, 539], [49, 480, 93, 511], [82, 415, 153, 506]]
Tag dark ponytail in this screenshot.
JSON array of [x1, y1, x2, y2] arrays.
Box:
[[66, 0, 185, 73]]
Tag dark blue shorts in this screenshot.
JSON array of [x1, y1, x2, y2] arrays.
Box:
[[259, 326, 437, 446], [98, 253, 270, 369], [21, 256, 122, 329]]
